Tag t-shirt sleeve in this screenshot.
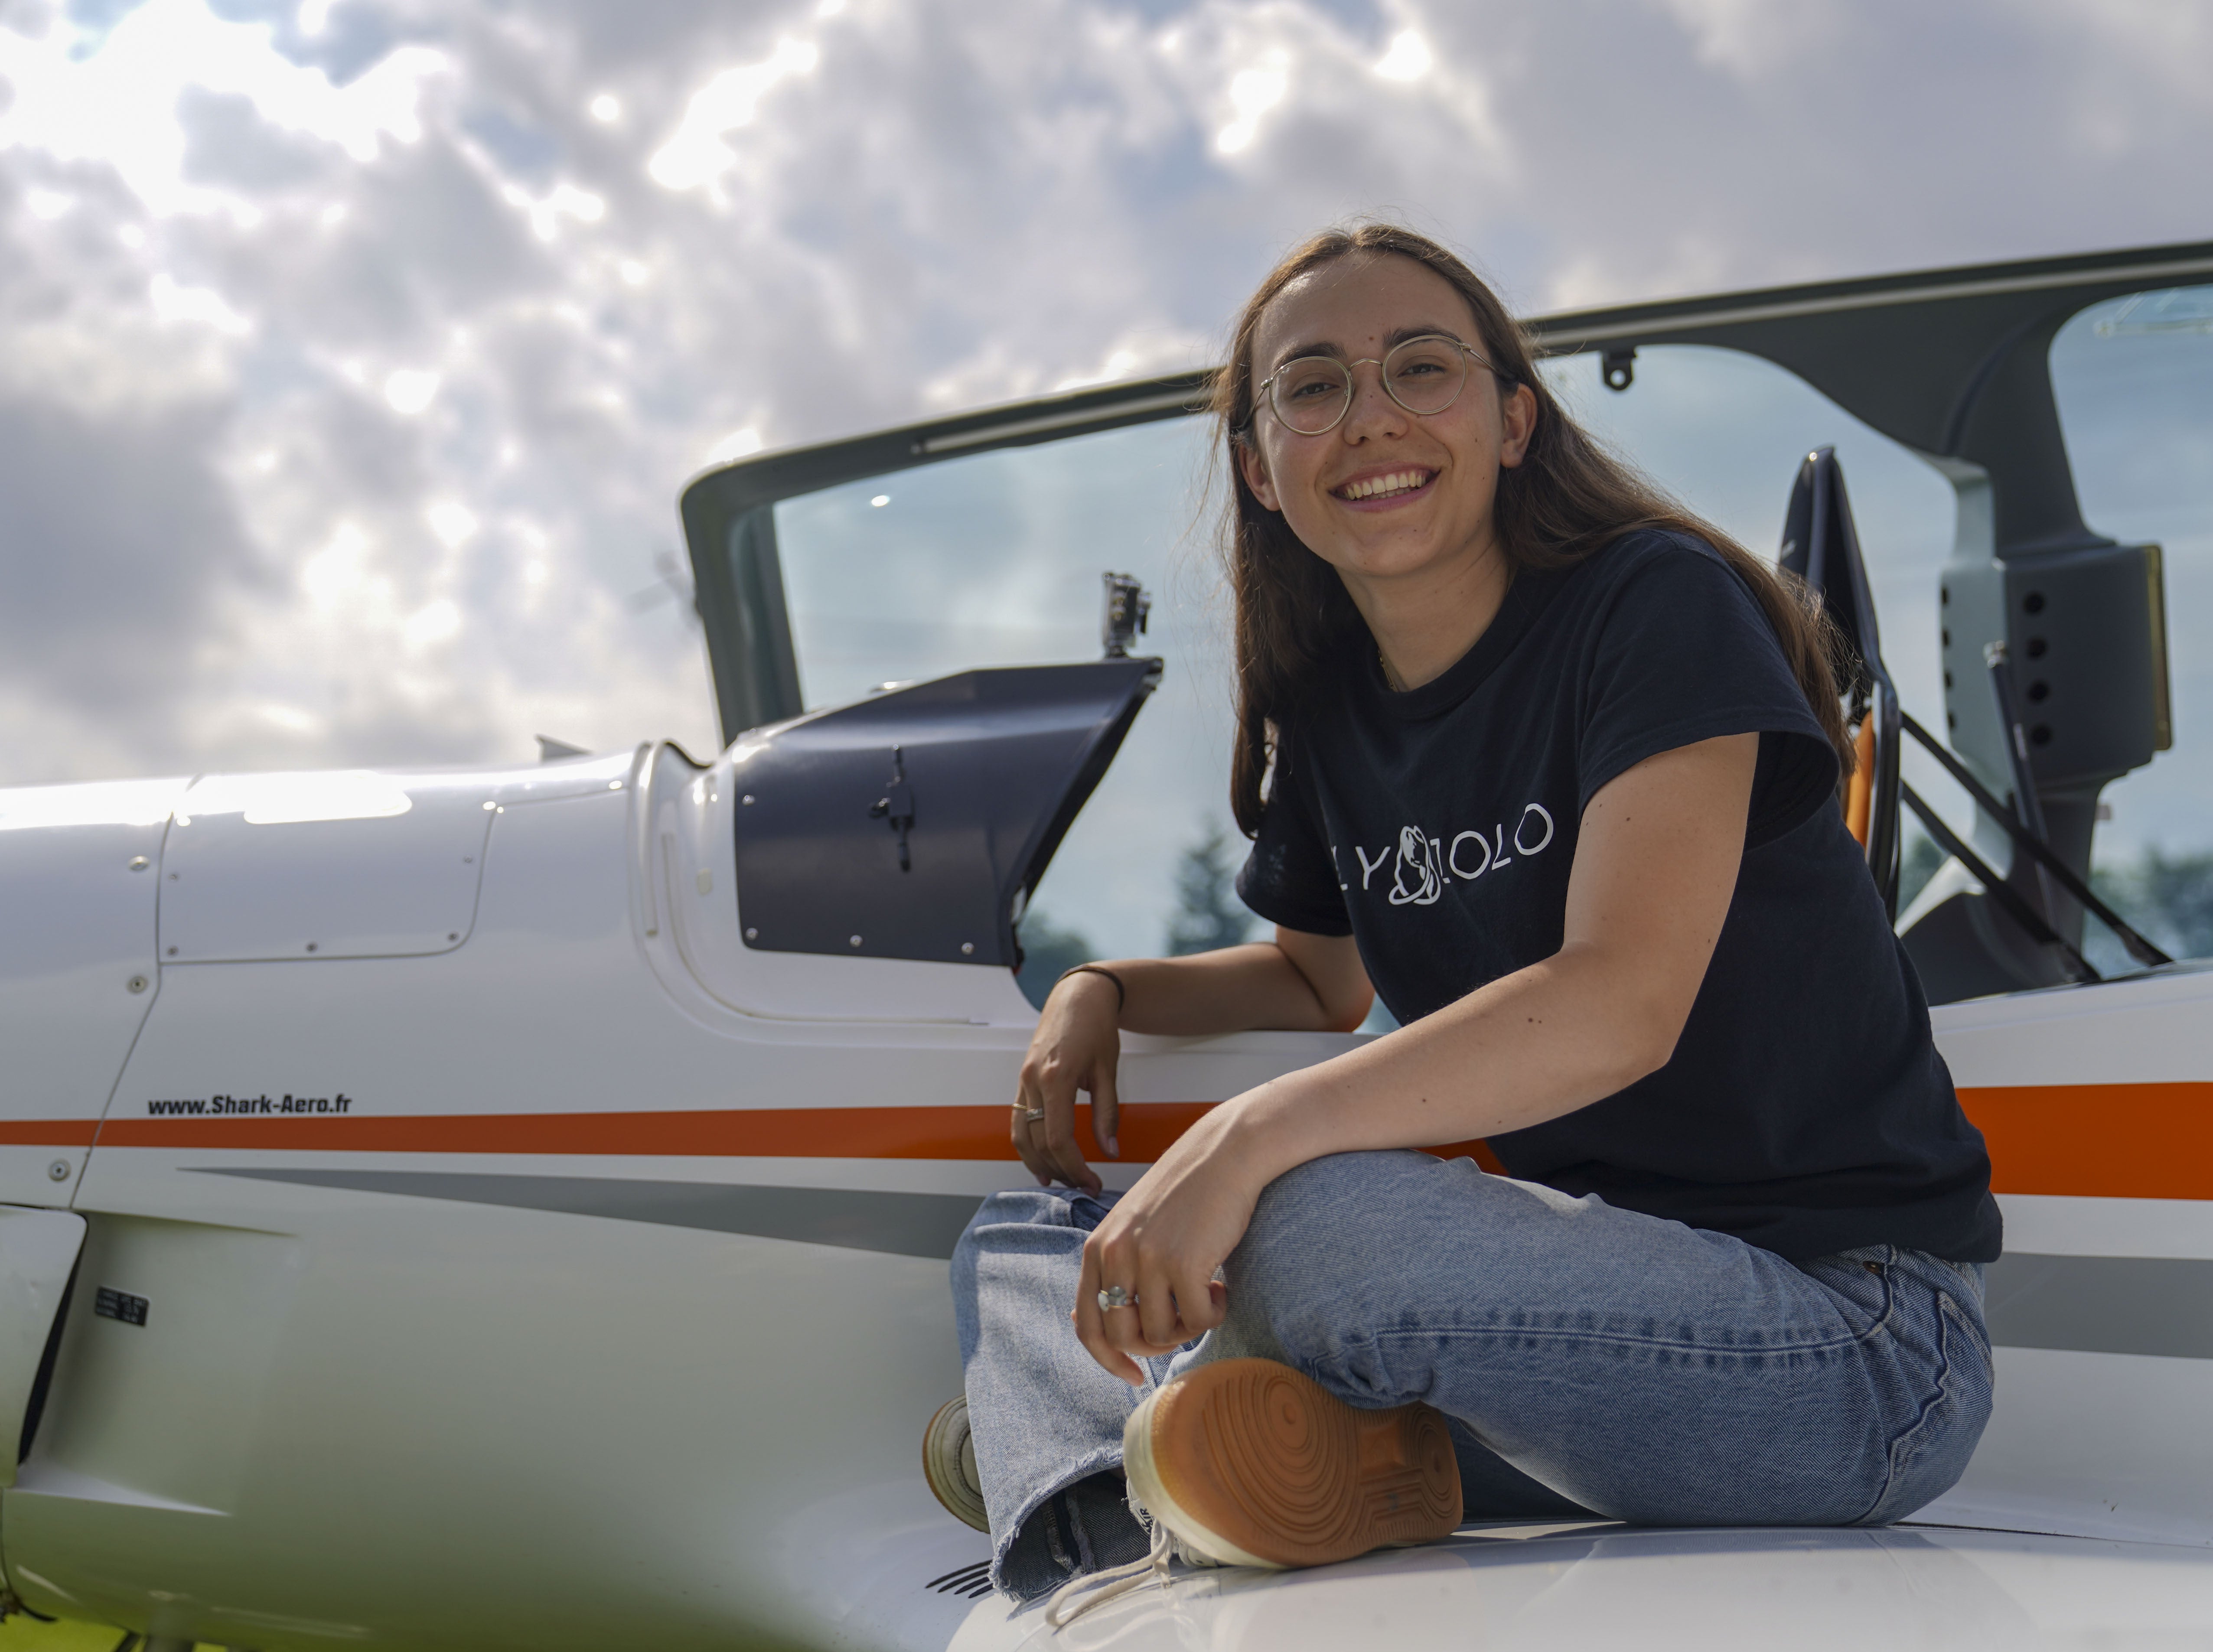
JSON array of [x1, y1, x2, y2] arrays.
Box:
[[1578, 536, 1839, 847], [1235, 731, 1354, 936]]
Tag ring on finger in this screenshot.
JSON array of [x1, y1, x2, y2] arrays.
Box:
[[1019, 1107, 1046, 1122], [1096, 1285, 1139, 1311]]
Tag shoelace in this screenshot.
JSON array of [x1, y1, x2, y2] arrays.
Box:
[[1041, 1519, 1175, 1629]]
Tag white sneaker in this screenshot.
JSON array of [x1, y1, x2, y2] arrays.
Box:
[[922, 1395, 990, 1532]]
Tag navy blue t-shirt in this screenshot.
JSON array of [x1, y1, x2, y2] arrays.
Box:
[[1237, 529, 2000, 1264]]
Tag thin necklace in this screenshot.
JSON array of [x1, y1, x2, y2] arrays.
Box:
[[1376, 564, 1515, 694]]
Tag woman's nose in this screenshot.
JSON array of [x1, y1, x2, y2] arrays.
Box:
[[1341, 362, 1407, 436]]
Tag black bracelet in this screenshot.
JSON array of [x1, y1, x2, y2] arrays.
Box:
[[1056, 963, 1126, 1013]]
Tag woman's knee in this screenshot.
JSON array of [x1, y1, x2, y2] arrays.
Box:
[[1235, 1150, 1466, 1265], [1223, 1152, 1449, 1333]]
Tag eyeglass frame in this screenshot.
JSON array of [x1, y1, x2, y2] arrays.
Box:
[[1245, 334, 1506, 438]]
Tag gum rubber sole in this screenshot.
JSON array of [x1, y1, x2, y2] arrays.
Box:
[[1123, 1359, 1461, 1570], [923, 1395, 991, 1532]]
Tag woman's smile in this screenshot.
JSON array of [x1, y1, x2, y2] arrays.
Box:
[[1333, 466, 1437, 506]]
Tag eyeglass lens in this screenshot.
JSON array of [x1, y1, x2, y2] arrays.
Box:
[[1269, 336, 1470, 434]]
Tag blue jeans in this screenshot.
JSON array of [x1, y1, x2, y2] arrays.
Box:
[[951, 1150, 1993, 1601]]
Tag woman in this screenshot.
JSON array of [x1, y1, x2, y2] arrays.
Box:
[[943, 223, 1998, 1610]]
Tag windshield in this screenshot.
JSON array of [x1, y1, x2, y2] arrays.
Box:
[[2052, 284, 2213, 965], [766, 351, 1973, 1004], [773, 417, 1234, 983]]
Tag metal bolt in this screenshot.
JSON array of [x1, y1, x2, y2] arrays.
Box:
[[305, 942, 318, 953], [745, 927, 757, 940], [741, 794, 755, 805], [961, 942, 974, 955], [447, 932, 459, 942], [128, 856, 150, 871], [47, 1160, 70, 1183], [166, 945, 178, 956], [127, 975, 148, 994], [849, 935, 863, 948]]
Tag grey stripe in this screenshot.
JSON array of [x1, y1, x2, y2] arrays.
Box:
[[191, 1168, 982, 1259], [1983, 1251, 2213, 1360], [172, 1180, 2213, 1357]]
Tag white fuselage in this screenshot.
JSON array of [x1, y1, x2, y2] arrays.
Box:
[[2, 744, 2210, 1650]]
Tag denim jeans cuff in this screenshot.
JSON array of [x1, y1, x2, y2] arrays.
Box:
[[990, 1456, 1148, 1601]]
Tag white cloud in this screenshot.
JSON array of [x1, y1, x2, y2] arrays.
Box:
[[648, 36, 821, 192], [401, 598, 461, 651], [425, 501, 478, 547], [382, 369, 440, 415], [0, 0, 2206, 819], [1375, 30, 1432, 82], [0, 0, 445, 217], [704, 427, 763, 465], [1215, 60, 1287, 154], [150, 272, 251, 335]]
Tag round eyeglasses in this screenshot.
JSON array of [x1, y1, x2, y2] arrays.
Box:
[[1255, 334, 1497, 436]]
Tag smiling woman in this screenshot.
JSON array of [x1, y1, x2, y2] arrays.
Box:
[[941, 224, 2003, 1615]]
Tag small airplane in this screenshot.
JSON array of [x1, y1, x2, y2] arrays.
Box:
[[3, 238, 2212, 1650]]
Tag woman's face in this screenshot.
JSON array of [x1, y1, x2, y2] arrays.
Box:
[[1238, 252, 1535, 590]]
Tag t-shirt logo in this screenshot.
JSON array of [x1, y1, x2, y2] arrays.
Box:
[[1349, 804, 1558, 906], [1389, 826, 1444, 906]]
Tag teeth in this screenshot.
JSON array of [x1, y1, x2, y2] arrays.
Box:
[[1338, 469, 1431, 500]]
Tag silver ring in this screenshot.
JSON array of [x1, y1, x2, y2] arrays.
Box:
[[1097, 1285, 1138, 1311], [1021, 1108, 1045, 1122]]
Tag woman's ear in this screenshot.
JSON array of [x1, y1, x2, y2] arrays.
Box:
[[1237, 438, 1282, 512], [1497, 381, 1538, 469]]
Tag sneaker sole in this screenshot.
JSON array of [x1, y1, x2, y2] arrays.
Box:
[[1123, 1359, 1461, 1570], [923, 1396, 990, 1532]]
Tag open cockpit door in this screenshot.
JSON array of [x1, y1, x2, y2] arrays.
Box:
[[1783, 447, 1903, 915], [729, 656, 1159, 968]]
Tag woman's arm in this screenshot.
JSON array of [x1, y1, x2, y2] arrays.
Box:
[[1013, 930, 1374, 1192], [1073, 731, 1759, 1380]]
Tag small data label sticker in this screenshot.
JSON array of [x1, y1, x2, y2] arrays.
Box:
[[95, 1287, 149, 1327]]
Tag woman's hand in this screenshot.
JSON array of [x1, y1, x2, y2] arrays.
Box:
[[1012, 970, 1122, 1193], [1072, 1099, 1269, 1383]]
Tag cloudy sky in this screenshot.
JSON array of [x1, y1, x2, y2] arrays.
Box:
[[2, 0, 2209, 950]]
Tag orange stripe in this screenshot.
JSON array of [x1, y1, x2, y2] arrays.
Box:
[[36, 1083, 2208, 1199], [1959, 1082, 2213, 1200], [0, 1121, 99, 1148], [96, 1104, 1211, 1159], [87, 1104, 1508, 1170]]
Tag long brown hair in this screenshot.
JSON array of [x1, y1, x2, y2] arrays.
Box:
[[1214, 222, 1851, 835]]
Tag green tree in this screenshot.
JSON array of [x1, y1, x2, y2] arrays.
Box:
[[1166, 822, 1256, 956], [1014, 908, 1094, 1009], [2092, 847, 2213, 965]]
